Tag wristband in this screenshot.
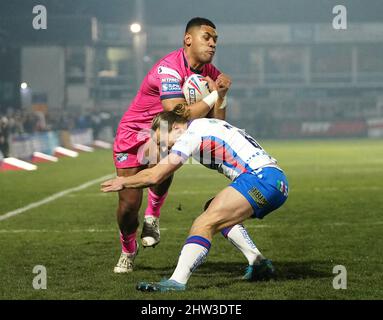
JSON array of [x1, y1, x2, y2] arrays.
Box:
[[202, 90, 218, 110], [219, 95, 228, 109]]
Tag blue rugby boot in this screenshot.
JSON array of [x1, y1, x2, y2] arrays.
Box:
[[243, 259, 276, 281]]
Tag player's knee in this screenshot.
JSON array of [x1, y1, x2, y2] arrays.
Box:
[[193, 210, 220, 232], [118, 196, 141, 215], [203, 207, 239, 234]]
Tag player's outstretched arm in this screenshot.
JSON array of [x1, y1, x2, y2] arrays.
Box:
[[101, 153, 184, 192]]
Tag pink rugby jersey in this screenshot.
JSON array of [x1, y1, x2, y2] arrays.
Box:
[[117, 48, 221, 133]]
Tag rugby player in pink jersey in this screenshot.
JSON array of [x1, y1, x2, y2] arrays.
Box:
[[112, 17, 232, 273], [113, 17, 263, 275]]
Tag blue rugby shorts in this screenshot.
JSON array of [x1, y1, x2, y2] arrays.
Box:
[[230, 167, 289, 219]]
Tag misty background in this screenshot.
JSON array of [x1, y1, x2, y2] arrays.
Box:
[[1, 0, 383, 145]]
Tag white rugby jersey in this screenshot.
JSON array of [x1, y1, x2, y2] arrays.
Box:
[[170, 118, 279, 181]]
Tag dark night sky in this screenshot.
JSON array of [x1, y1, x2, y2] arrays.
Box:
[[0, 0, 383, 25]]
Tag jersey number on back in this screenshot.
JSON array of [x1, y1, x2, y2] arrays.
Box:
[[223, 123, 262, 150]]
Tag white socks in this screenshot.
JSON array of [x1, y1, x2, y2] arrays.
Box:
[[222, 224, 263, 265], [168, 225, 262, 285], [169, 235, 211, 285]]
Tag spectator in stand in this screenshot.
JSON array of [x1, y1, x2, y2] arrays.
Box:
[[0, 116, 10, 157], [34, 111, 47, 131], [91, 112, 102, 140], [8, 110, 24, 135], [75, 111, 92, 129], [23, 112, 38, 134]]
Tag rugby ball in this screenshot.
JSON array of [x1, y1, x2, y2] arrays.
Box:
[[182, 74, 210, 105]]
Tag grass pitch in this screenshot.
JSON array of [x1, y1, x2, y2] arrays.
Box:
[[0, 139, 382, 300]]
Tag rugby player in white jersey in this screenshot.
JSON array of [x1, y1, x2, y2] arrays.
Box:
[[101, 108, 289, 292]]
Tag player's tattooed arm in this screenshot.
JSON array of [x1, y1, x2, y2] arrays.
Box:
[[162, 97, 213, 120]]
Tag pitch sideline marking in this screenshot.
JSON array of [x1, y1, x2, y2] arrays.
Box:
[[0, 174, 114, 222]]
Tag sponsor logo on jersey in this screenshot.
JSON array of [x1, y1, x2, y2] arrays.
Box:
[[162, 82, 181, 92], [116, 153, 128, 163], [161, 78, 180, 83], [248, 187, 268, 208]]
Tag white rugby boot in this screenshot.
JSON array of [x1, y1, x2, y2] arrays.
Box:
[[113, 243, 139, 273]]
